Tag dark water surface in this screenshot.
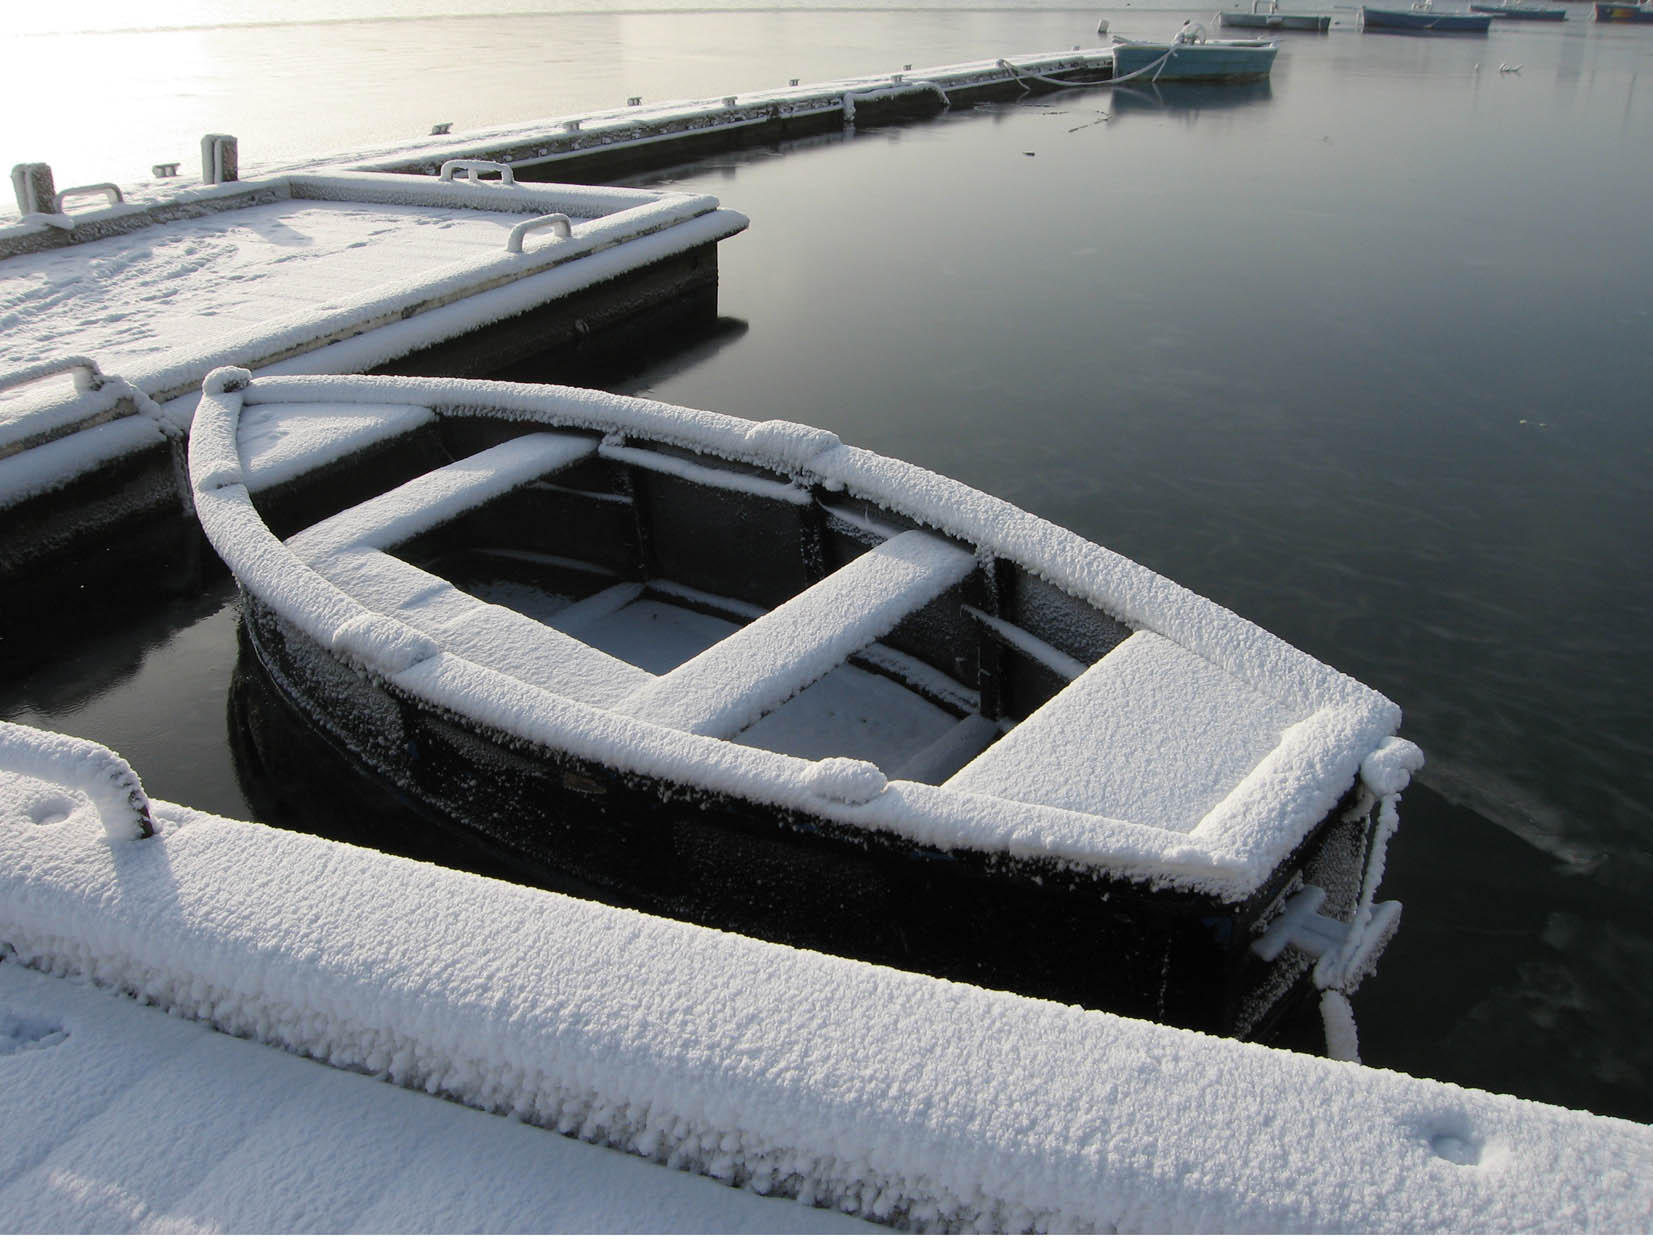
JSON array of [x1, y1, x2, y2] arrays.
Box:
[[4, 6, 1651, 1121]]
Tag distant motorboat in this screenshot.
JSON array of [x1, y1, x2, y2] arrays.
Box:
[[1595, 0, 1653, 18], [1219, 0, 1334, 31], [1360, 1, 1495, 29], [1110, 25, 1280, 82], [1469, 0, 1568, 16]]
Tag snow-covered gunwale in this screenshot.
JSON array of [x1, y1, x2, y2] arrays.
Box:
[[190, 370, 1422, 1043]]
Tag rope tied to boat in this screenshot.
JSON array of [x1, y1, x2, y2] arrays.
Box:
[[993, 58, 1086, 92], [1105, 47, 1179, 86]]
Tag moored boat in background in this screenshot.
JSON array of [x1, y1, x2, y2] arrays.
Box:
[[1470, 0, 1568, 16], [1111, 26, 1280, 82], [1219, 0, 1335, 30], [1360, 1, 1495, 28], [1595, 0, 1653, 18]]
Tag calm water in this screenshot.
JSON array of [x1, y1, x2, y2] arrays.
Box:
[[3, 3, 1651, 1121]]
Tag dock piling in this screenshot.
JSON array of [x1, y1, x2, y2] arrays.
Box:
[[10, 163, 55, 216], [200, 134, 239, 185]]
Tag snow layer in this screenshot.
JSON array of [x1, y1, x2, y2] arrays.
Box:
[[0, 722, 151, 841], [0, 767, 1647, 1233], [1, 172, 744, 441], [617, 530, 975, 738], [289, 431, 599, 559], [190, 374, 1406, 900], [947, 630, 1306, 832], [236, 400, 438, 492], [0, 965, 871, 1234]]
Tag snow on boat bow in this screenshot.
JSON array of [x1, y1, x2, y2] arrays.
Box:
[[190, 370, 1420, 1047]]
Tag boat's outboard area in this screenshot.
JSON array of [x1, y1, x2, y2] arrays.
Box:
[[194, 370, 1418, 1047]]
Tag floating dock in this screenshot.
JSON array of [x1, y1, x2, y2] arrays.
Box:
[[0, 168, 745, 630], [1, 722, 1648, 1232]]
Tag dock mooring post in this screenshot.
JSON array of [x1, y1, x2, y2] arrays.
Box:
[[200, 134, 239, 185], [10, 163, 56, 216]]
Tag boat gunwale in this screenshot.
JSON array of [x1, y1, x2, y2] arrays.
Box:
[[189, 370, 1406, 901]]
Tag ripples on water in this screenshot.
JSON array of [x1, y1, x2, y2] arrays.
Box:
[[2, 3, 1650, 1119]]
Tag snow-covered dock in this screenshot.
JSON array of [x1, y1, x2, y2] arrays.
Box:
[[1, 721, 1648, 1232], [330, 51, 1115, 183], [0, 170, 745, 626]]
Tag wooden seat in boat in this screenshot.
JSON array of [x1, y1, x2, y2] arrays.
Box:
[[617, 529, 975, 739], [288, 431, 600, 561], [945, 630, 1308, 833], [315, 546, 651, 707], [284, 431, 650, 707]]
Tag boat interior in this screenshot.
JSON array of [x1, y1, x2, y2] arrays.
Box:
[[256, 407, 1142, 790]]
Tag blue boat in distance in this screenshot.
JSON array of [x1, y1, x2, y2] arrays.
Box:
[[1469, 1, 1567, 15], [1110, 26, 1279, 82], [1361, 2, 1495, 29], [1471, 0, 1567, 15], [1219, 0, 1335, 31]]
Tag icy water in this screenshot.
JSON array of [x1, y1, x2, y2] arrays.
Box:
[[4, 3, 1653, 1121]]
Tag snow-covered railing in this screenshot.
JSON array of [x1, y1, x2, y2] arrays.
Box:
[[52, 183, 124, 214], [437, 158, 517, 186], [0, 721, 153, 841], [505, 213, 572, 254]]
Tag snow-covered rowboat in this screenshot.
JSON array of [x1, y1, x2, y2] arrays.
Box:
[[190, 370, 1421, 1047]]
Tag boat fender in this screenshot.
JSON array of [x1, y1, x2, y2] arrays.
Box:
[[807, 756, 888, 805], [203, 366, 253, 396]]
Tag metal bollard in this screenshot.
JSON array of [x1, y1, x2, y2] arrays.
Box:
[[10, 162, 56, 215], [200, 134, 239, 185], [153, 162, 180, 178]]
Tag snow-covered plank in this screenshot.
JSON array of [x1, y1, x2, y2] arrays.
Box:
[[289, 431, 599, 561], [0, 966, 869, 1234], [317, 547, 651, 707], [617, 530, 975, 738], [946, 630, 1307, 833], [237, 400, 438, 493], [0, 772, 1646, 1233]]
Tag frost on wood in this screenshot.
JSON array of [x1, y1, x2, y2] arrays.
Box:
[[0, 796, 1647, 1234]]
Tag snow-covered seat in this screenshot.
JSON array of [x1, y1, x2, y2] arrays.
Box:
[[285, 430, 648, 707], [288, 431, 599, 561], [237, 401, 439, 494], [617, 529, 976, 738], [313, 546, 652, 707], [945, 630, 1309, 834]]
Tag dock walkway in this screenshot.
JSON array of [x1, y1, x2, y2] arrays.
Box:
[[1, 722, 1648, 1233]]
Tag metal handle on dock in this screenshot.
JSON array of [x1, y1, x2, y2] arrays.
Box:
[[439, 158, 518, 186], [0, 355, 107, 396], [52, 183, 124, 214], [505, 213, 573, 254]]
